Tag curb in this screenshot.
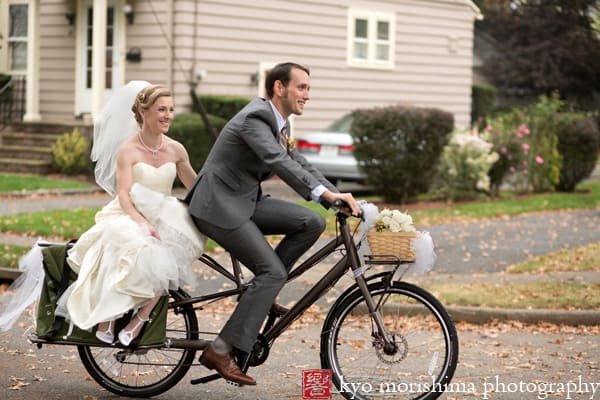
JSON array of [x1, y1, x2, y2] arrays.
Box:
[[447, 305, 600, 327]]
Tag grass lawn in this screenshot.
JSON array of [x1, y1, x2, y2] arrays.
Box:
[[424, 280, 600, 310], [0, 173, 93, 192], [0, 244, 30, 268]]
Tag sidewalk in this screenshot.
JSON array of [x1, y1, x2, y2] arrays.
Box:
[[1, 180, 599, 326]]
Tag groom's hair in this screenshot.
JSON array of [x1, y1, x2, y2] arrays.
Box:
[[132, 85, 172, 125], [265, 62, 310, 99]]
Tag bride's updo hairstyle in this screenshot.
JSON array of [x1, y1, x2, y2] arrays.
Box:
[[132, 85, 172, 126]]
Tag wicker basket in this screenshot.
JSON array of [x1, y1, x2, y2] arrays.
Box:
[[367, 231, 418, 261]]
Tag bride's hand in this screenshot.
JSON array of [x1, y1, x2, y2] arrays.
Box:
[[140, 222, 161, 240]]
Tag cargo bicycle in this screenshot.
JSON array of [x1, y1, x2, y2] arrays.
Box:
[[30, 202, 459, 400]]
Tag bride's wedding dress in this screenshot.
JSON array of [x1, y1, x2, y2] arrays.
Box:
[[57, 161, 206, 330]]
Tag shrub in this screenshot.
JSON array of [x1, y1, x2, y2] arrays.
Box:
[[435, 131, 499, 201], [471, 83, 497, 129], [198, 95, 250, 121], [555, 116, 600, 192], [351, 105, 454, 204], [169, 113, 227, 172], [51, 128, 90, 175], [485, 95, 563, 193]]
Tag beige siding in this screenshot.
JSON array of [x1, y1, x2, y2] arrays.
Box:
[[33, 0, 476, 130], [38, 0, 77, 121], [173, 0, 476, 133]]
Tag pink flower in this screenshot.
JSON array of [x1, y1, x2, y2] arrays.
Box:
[[500, 146, 507, 154], [507, 154, 513, 160], [522, 143, 529, 151], [517, 132, 523, 139], [509, 166, 516, 173], [518, 124, 530, 135], [535, 155, 544, 164], [523, 160, 528, 166]]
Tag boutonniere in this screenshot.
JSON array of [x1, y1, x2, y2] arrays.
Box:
[[287, 136, 296, 151]]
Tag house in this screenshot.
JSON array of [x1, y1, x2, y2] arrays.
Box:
[[0, 0, 480, 171]]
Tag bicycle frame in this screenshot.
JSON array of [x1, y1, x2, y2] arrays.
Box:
[[169, 210, 396, 352]]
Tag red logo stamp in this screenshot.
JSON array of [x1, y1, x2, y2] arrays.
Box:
[[302, 369, 332, 400]]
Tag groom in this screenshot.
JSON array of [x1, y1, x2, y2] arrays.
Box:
[[186, 62, 360, 385]]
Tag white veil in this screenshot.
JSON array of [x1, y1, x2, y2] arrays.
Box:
[[92, 80, 151, 196]]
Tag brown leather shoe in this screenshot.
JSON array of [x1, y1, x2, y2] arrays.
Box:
[[270, 303, 289, 315], [199, 346, 256, 386]]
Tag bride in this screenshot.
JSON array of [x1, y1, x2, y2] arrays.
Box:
[[0, 81, 207, 346]]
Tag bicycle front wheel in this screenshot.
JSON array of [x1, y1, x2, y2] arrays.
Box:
[[78, 289, 198, 398], [321, 281, 458, 400]]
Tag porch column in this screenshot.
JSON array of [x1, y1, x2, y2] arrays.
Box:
[[91, 0, 107, 118], [23, 0, 40, 122]]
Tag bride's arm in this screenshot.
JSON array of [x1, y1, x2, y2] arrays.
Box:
[[172, 140, 196, 189]]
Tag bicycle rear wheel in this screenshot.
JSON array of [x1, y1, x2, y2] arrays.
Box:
[[78, 289, 198, 397], [321, 281, 458, 400]]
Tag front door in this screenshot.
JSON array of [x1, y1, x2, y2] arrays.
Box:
[[77, 0, 124, 114]]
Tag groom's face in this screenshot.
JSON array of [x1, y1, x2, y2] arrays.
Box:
[[280, 67, 311, 117]]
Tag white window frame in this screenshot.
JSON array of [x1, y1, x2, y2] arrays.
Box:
[[347, 9, 395, 70], [4, 0, 29, 74]]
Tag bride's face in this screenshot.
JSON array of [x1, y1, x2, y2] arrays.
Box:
[[143, 96, 174, 134]]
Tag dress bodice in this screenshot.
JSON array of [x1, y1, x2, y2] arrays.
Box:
[[131, 162, 176, 195]]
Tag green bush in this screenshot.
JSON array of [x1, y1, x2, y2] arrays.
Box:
[[555, 116, 600, 192], [471, 83, 497, 129], [51, 128, 90, 175], [435, 131, 499, 201], [485, 95, 563, 193], [351, 105, 454, 204], [169, 113, 227, 172], [198, 95, 250, 120]]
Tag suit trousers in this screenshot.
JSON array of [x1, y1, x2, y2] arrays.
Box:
[[191, 196, 326, 352]]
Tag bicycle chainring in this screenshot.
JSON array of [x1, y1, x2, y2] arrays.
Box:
[[248, 334, 270, 366], [372, 332, 408, 364]]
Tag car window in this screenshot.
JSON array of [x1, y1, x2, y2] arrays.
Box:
[[325, 114, 353, 133]]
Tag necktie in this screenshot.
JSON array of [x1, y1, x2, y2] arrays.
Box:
[[279, 126, 288, 150]]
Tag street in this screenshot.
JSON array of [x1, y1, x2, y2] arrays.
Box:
[[1, 313, 598, 399]]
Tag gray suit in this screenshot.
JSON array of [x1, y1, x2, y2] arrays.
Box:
[[186, 97, 337, 352]]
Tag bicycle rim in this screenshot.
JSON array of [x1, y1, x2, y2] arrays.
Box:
[[322, 281, 458, 400], [78, 289, 198, 397]]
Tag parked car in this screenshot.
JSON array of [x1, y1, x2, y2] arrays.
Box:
[[295, 114, 366, 184]]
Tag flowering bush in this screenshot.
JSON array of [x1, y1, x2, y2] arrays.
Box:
[[435, 131, 499, 201], [374, 209, 416, 233], [485, 95, 562, 193]]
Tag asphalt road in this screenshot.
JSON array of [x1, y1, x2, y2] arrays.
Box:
[[1, 318, 599, 399]]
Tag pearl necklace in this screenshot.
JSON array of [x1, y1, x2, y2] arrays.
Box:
[[138, 132, 164, 157]]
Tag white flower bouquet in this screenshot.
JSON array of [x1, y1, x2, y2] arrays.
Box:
[[374, 209, 416, 233]]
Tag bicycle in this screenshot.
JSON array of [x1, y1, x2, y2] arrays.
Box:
[[29, 203, 459, 400]]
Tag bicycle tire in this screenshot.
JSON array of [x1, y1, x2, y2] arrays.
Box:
[[321, 280, 459, 400], [78, 289, 198, 397]]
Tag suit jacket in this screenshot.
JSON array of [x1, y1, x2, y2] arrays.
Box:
[[186, 97, 337, 229]]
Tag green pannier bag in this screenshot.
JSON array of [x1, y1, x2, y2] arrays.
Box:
[[36, 244, 168, 346]]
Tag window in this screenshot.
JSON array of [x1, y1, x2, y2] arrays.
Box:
[[347, 9, 395, 69], [85, 6, 115, 89], [8, 3, 28, 72]]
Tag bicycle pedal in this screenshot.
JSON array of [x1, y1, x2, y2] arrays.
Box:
[[226, 380, 241, 387]]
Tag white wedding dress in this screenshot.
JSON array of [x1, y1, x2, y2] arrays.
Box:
[[58, 161, 206, 330]]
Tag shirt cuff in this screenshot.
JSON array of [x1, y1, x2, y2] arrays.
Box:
[[310, 185, 328, 202]]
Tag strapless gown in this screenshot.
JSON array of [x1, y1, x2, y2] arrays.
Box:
[[59, 162, 206, 330]]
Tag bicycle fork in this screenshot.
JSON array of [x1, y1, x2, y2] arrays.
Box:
[[340, 216, 396, 350]]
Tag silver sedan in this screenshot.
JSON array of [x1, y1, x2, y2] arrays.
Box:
[[295, 114, 366, 184]]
